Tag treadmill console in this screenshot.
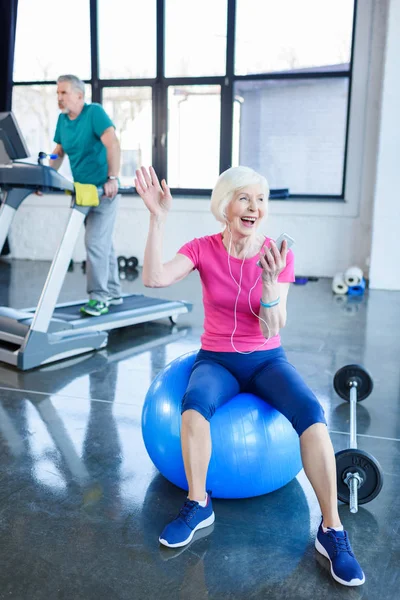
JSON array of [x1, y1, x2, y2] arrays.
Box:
[[0, 162, 74, 193]]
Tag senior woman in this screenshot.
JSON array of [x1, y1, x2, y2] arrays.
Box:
[[135, 165, 365, 587]]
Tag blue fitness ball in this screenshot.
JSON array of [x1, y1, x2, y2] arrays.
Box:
[[142, 351, 303, 499]]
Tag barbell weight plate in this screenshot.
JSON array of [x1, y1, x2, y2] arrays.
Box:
[[335, 448, 383, 505], [333, 364, 373, 402]]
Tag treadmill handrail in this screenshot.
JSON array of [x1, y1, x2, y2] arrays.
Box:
[[29, 208, 87, 334]]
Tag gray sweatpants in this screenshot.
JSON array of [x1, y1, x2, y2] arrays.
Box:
[[84, 192, 121, 303]]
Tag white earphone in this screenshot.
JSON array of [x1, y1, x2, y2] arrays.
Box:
[[226, 228, 271, 354]]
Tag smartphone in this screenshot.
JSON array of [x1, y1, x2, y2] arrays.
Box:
[[257, 233, 295, 267]]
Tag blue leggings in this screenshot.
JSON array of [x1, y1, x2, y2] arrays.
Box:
[[181, 347, 326, 437]]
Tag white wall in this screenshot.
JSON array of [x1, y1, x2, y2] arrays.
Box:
[[6, 1, 395, 285], [368, 0, 400, 291], [4, 193, 374, 278]]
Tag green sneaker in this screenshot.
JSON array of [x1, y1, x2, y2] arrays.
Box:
[[80, 299, 109, 317]]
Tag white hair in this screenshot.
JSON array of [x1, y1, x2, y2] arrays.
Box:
[[210, 166, 270, 224], [57, 74, 85, 97]]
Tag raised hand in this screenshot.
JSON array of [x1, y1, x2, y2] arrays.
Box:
[[134, 166, 172, 217], [258, 240, 288, 285]]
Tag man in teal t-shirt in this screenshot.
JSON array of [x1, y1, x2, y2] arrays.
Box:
[[50, 74, 122, 316]]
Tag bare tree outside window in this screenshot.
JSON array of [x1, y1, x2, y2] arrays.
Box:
[[12, 83, 91, 180]]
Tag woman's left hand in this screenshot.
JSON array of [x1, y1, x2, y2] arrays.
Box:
[[259, 240, 288, 285]]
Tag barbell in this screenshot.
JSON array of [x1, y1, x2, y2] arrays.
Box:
[[333, 364, 383, 513]]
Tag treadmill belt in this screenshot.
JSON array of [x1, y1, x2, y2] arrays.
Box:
[[52, 295, 176, 320]]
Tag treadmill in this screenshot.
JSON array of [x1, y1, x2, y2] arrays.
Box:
[[0, 112, 192, 370]]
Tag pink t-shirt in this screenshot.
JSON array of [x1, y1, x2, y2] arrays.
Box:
[[178, 233, 295, 352]]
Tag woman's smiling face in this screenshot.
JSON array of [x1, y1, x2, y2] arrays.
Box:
[[224, 184, 266, 237]]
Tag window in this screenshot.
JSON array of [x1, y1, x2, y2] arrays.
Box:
[[13, 0, 91, 82], [12, 85, 59, 159], [165, 0, 227, 77], [12, 85, 91, 181], [102, 87, 152, 186], [12, 0, 357, 198], [233, 78, 349, 195], [98, 0, 156, 79], [235, 0, 354, 76], [167, 85, 221, 188]]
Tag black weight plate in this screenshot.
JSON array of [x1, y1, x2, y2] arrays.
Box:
[[335, 448, 383, 505], [117, 256, 127, 269], [127, 256, 139, 269], [334, 364, 373, 401], [125, 269, 139, 282]]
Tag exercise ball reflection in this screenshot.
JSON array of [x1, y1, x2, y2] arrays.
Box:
[[142, 351, 302, 498]]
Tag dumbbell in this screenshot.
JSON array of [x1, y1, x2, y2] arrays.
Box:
[[333, 364, 383, 513]]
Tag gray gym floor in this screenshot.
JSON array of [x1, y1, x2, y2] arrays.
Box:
[[0, 258, 399, 599]]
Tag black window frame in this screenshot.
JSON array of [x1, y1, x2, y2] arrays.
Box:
[[12, 0, 357, 200]]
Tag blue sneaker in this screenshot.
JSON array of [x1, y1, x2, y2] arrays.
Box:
[[159, 523, 215, 561], [159, 494, 215, 548], [315, 522, 365, 586]]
